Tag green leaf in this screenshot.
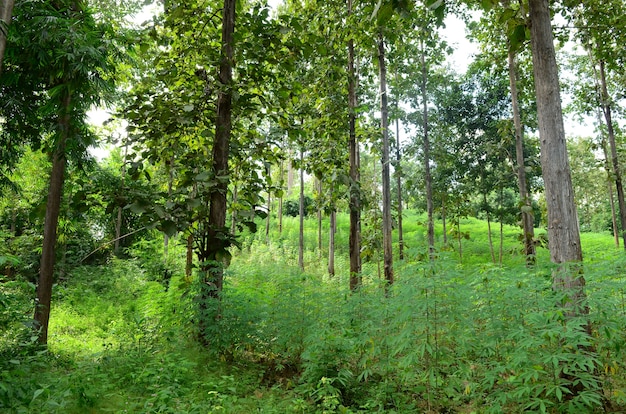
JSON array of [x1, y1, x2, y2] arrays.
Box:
[[481, 0, 494, 10], [32, 388, 44, 403], [510, 24, 527, 51], [129, 201, 149, 214], [160, 220, 178, 237]]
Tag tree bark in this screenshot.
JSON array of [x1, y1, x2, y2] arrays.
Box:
[[599, 59, 626, 249], [164, 157, 173, 258], [328, 206, 335, 276], [529, 3, 593, 398], [265, 190, 271, 244], [484, 191, 496, 264], [316, 178, 322, 253], [278, 158, 284, 234], [421, 40, 435, 256], [200, 0, 236, 330], [0, 0, 15, 74], [529, 0, 583, 265], [185, 233, 193, 281], [298, 147, 305, 271], [599, 128, 619, 248], [34, 90, 71, 345], [348, 0, 361, 291], [508, 49, 536, 266], [377, 31, 393, 289], [395, 91, 404, 260], [441, 195, 448, 246], [114, 137, 129, 256]]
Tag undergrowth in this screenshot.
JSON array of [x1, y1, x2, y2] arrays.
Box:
[[1, 214, 625, 413]]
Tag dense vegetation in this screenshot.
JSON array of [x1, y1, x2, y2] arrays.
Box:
[[2, 212, 625, 413], [2, 0, 626, 412]]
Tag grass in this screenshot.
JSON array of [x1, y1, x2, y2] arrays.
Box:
[[1, 210, 625, 413]]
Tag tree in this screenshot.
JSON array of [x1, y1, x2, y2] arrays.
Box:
[[3, 0, 118, 344], [377, 30, 393, 288], [0, 0, 14, 73], [561, 0, 626, 247], [347, 0, 361, 290]]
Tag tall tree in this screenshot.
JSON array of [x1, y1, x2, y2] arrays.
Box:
[[528, 7, 593, 399], [4, 0, 118, 344], [201, 0, 236, 306], [377, 30, 393, 288], [347, 0, 361, 290]]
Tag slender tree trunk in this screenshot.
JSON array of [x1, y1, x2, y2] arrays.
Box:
[[316, 178, 322, 254], [114, 138, 129, 256], [442, 196, 448, 246], [377, 31, 393, 289], [164, 156, 174, 259], [499, 213, 504, 266], [185, 233, 193, 281], [421, 40, 435, 256], [328, 206, 335, 276], [395, 91, 404, 260], [279, 159, 284, 234], [0, 0, 15, 74], [34, 90, 71, 345], [484, 192, 496, 264], [287, 150, 294, 197], [599, 60, 626, 249], [200, 0, 236, 334], [298, 147, 305, 271], [600, 130, 619, 248], [348, 0, 361, 290], [508, 49, 536, 266], [395, 117, 404, 260], [456, 218, 462, 263], [265, 191, 271, 244], [230, 182, 238, 235]]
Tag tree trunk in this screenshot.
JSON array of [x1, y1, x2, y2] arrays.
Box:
[[599, 60, 626, 249], [34, 90, 71, 345], [529, 0, 584, 265], [395, 94, 404, 261], [0, 0, 15, 74], [230, 182, 238, 235], [164, 156, 174, 259], [200, 0, 236, 334], [278, 159, 284, 234], [316, 178, 322, 253], [185, 233, 193, 281], [456, 218, 462, 263], [529, 2, 593, 398], [484, 192, 496, 264], [298, 147, 305, 271], [508, 49, 536, 266], [348, 0, 361, 291], [328, 206, 335, 276], [287, 150, 294, 197], [265, 190, 271, 244], [421, 40, 435, 256], [600, 130, 619, 248], [114, 137, 129, 256], [442, 196, 448, 246], [377, 31, 393, 289]]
